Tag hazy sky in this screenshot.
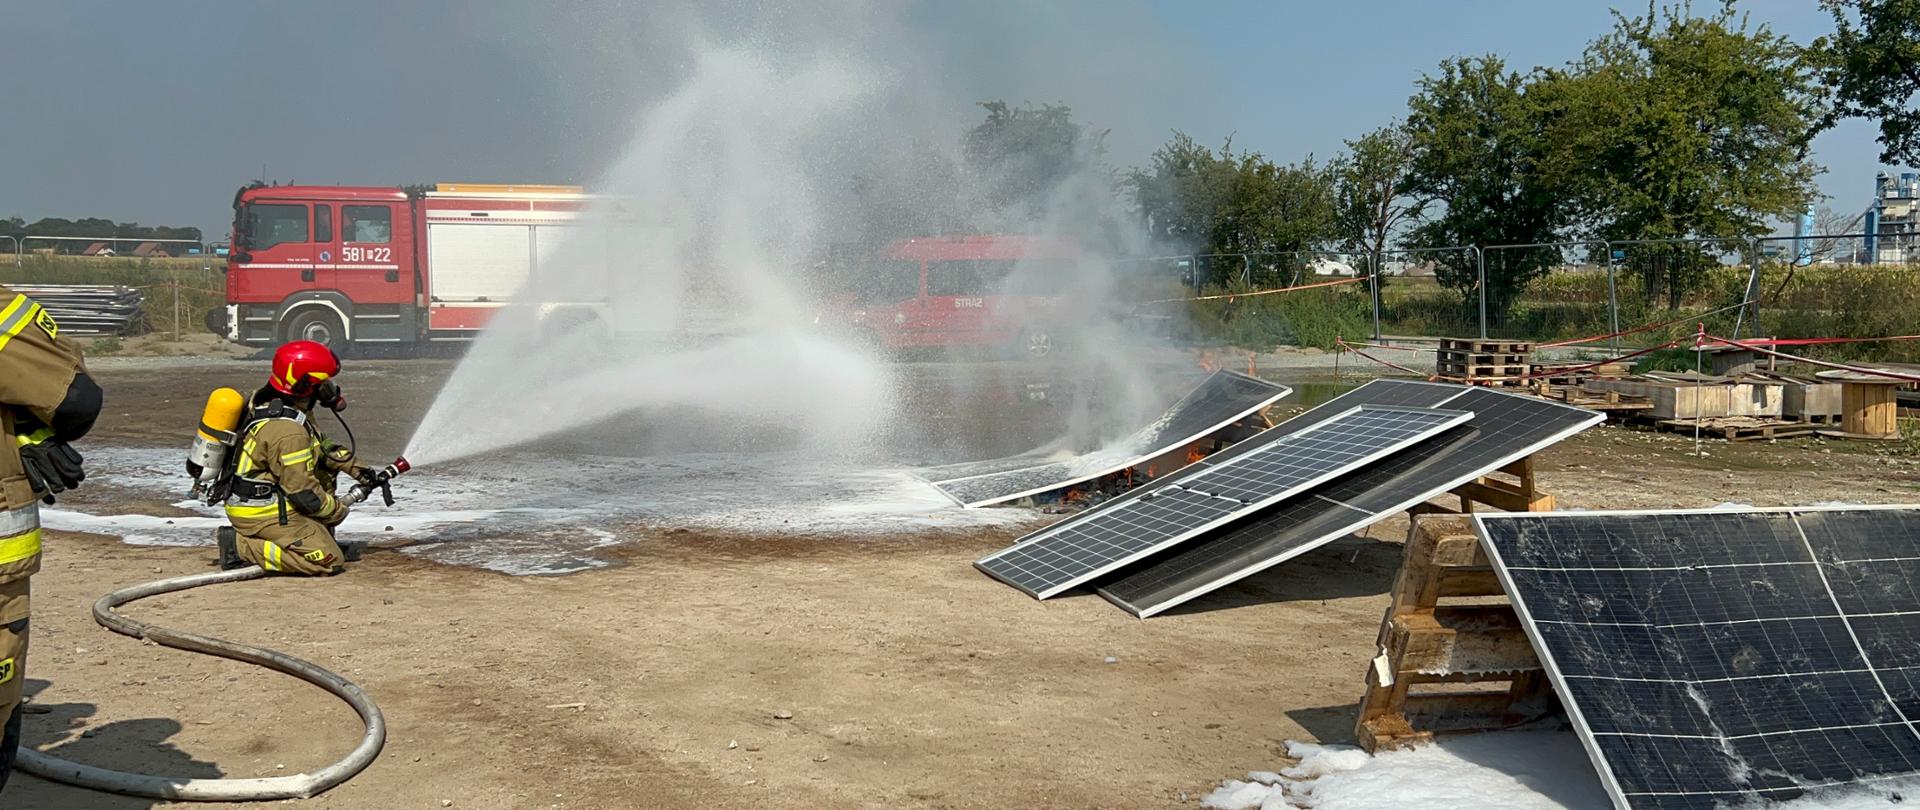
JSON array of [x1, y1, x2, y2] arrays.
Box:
[[0, 0, 1902, 239]]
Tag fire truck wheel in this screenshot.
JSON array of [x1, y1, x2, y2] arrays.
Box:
[[284, 309, 350, 357]]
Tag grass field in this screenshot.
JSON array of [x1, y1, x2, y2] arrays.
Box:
[[1365, 264, 1920, 363]]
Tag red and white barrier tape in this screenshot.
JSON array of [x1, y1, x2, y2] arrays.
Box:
[[1697, 333, 1920, 383]]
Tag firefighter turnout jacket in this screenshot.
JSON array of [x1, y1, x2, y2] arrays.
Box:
[[223, 397, 360, 575], [0, 285, 97, 792]]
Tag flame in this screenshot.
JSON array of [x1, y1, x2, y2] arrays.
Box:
[[1187, 446, 1206, 464], [1197, 349, 1220, 373]]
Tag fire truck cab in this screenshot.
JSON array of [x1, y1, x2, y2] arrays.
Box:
[[820, 235, 1083, 358], [216, 182, 598, 351]]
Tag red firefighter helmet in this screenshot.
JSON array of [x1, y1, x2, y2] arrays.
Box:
[[268, 340, 341, 397]]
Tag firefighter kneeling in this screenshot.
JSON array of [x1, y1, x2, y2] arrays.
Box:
[[205, 341, 377, 576]]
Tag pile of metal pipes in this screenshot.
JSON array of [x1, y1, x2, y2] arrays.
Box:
[[9, 285, 147, 336]]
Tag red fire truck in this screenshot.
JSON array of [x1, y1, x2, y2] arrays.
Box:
[[213, 182, 598, 351], [818, 234, 1083, 357]]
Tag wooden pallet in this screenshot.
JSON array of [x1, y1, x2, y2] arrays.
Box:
[[1653, 416, 1820, 442], [1530, 382, 1654, 417], [1437, 339, 1533, 387], [1354, 514, 1556, 752], [1440, 351, 1530, 365], [1529, 362, 1633, 385], [1438, 361, 1529, 375], [1436, 364, 1532, 388], [1451, 455, 1554, 513], [1355, 459, 1558, 752], [1438, 338, 1534, 355]]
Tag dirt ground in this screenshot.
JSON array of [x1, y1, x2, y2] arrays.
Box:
[[8, 358, 1916, 809]]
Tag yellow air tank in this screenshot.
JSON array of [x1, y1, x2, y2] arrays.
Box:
[[187, 387, 246, 492]]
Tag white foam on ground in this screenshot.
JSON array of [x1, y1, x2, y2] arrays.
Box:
[[1201, 733, 1609, 810], [47, 447, 1038, 575], [40, 509, 227, 547], [1204, 732, 1920, 809]]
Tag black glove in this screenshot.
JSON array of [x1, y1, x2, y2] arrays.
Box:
[[18, 430, 85, 504]]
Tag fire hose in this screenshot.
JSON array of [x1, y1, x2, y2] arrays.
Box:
[[15, 460, 410, 801], [15, 566, 386, 801]]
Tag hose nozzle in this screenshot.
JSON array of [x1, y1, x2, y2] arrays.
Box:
[[379, 456, 410, 480], [343, 456, 410, 507]]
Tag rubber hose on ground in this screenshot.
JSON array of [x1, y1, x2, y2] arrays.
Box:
[[14, 566, 386, 801]]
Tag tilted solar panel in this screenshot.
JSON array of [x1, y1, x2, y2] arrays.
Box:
[[976, 405, 1471, 598], [1478, 506, 1920, 810], [1097, 380, 1603, 617]]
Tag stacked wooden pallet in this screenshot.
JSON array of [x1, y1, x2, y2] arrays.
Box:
[[1530, 381, 1654, 418], [1436, 338, 1532, 386], [1651, 415, 1820, 441], [1354, 513, 1556, 752], [1528, 361, 1631, 385]]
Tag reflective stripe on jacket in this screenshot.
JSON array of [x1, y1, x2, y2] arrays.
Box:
[[226, 415, 343, 523]]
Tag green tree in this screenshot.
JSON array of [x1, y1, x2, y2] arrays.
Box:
[[1402, 56, 1570, 321], [1130, 133, 1336, 260], [1332, 123, 1426, 270], [963, 101, 1110, 225], [1129, 132, 1234, 253], [1547, 2, 1821, 307], [1814, 0, 1920, 166]]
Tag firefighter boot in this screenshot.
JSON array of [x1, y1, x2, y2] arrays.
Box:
[[216, 526, 246, 570]]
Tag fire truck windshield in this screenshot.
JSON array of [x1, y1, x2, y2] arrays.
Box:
[[244, 203, 308, 250]]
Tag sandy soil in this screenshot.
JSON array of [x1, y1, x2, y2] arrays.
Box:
[[85, 334, 260, 361], [7, 358, 1915, 809]]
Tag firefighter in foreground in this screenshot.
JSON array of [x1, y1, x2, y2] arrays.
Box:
[[215, 340, 368, 576], [0, 285, 100, 794]]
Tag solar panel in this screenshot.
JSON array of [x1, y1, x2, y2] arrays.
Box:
[[1097, 380, 1603, 618], [975, 405, 1472, 598], [916, 370, 1290, 507], [1477, 506, 1920, 810]]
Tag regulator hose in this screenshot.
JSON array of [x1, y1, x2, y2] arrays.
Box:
[[15, 566, 386, 801]]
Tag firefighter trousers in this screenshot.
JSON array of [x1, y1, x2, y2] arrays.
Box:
[[230, 513, 346, 576], [0, 576, 29, 793]]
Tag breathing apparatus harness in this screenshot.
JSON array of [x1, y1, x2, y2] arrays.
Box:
[[225, 398, 314, 525]]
